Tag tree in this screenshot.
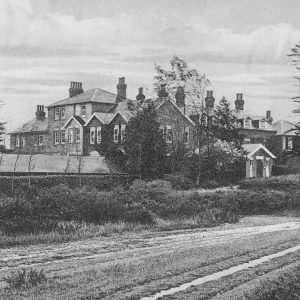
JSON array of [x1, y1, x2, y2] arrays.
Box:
[[124, 102, 167, 178], [154, 56, 211, 178], [212, 97, 243, 146]]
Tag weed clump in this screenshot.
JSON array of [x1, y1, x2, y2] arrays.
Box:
[[4, 268, 47, 289]]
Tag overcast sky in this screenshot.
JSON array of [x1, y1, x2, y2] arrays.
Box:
[[1, 0, 300, 131]]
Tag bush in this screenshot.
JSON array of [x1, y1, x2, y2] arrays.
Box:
[[4, 268, 47, 289]]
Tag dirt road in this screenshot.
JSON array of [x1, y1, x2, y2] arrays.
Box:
[[1, 216, 300, 299]]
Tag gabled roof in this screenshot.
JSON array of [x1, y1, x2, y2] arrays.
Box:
[[46, 88, 130, 108], [109, 110, 136, 124], [242, 143, 276, 159], [272, 120, 298, 136], [63, 116, 85, 129], [156, 100, 196, 126], [9, 118, 48, 134], [85, 112, 115, 126]]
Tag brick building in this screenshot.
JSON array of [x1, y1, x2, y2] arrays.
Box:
[[9, 78, 196, 156], [233, 93, 276, 144]]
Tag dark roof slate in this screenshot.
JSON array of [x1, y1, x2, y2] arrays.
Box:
[[10, 118, 48, 134], [46, 88, 130, 108]]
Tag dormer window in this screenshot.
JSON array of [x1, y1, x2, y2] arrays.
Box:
[[81, 105, 86, 117], [244, 119, 251, 128]]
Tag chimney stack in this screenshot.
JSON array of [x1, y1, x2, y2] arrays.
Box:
[[157, 84, 169, 100], [266, 110, 273, 124], [36, 105, 46, 119], [69, 81, 83, 98], [235, 93, 244, 111], [117, 77, 127, 101], [205, 90, 215, 109], [175, 86, 186, 109], [136, 87, 146, 104]]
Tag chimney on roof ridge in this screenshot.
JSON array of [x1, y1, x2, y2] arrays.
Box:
[[266, 110, 273, 124], [235, 93, 244, 111], [205, 90, 215, 110], [117, 77, 127, 101], [158, 84, 169, 100], [69, 81, 83, 98], [136, 87, 145, 104], [36, 105, 46, 120], [175, 86, 186, 109]]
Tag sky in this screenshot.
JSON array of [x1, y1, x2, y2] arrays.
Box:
[[1, 0, 300, 132]]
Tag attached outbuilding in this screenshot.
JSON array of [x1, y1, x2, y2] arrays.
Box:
[[242, 143, 276, 178]]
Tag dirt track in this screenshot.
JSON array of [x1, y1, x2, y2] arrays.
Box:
[[1, 218, 300, 276]]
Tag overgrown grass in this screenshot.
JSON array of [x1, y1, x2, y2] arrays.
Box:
[[4, 268, 46, 289], [239, 174, 300, 191]]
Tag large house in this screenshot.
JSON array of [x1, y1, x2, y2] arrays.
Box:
[[9, 78, 196, 156], [233, 93, 276, 145]]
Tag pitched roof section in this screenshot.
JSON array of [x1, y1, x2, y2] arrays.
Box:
[[242, 143, 276, 159], [272, 120, 297, 136], [46, 88, 129, 108], [85, 112, 115, 126], [63, 116, 85, 129], [10, 118, 48, 134], [156, 100, 196, 126]]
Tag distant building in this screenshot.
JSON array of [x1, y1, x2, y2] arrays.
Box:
[[268, 120, 300, 156], [9, 78, 196, 156], [233, 93, 276, 145]]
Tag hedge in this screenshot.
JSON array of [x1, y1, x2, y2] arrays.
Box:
[[238, 174, 300, 191], [0, 174, 135, 197]]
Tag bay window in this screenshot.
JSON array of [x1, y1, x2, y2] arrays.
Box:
[[114, 125, 119, 143], [90, 127, 95, 144], [97, 126, 102, 143]]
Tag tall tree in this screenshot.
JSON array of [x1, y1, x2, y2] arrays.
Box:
[[212, 97, 242, 146], [124, 102, 167, 178]]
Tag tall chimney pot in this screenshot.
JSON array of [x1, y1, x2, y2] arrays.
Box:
[[235, 93, 244, 111], [117, 77, 127, 101], [205, 90, 215, 109], [69, 81, 83, 98], [36, 105, 46, 119]]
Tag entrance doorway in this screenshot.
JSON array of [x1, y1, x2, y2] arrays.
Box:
[[256, 159, 264, 177]]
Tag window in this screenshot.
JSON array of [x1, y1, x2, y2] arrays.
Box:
[[288, 137, 293, 149], [81, 105, 86, 116], [38, 135, 43, 146], [244, 119, 251, 128], [61, 131, 66, 144], [244, 138, 251, 144], [166, 125, 172, 143], [90, 127, 95, 144], [16, 136, 20, 147], [75, 128, 80, 143], [114, 125, 119, 143], [68, 128, 74, 143], [260, 120, 265, 129], [34, 135, 38, 146], [97, 126, 102, 143], [121, 124, 126, 142], [184, 127, 190, 143], [21, 137, 26, 147], [54, 131, 60, 144], [54, 107, 60, 120], [61, 107, 66, 119]]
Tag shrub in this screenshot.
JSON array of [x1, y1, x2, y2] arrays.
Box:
[[4, 268, 46, 289]]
